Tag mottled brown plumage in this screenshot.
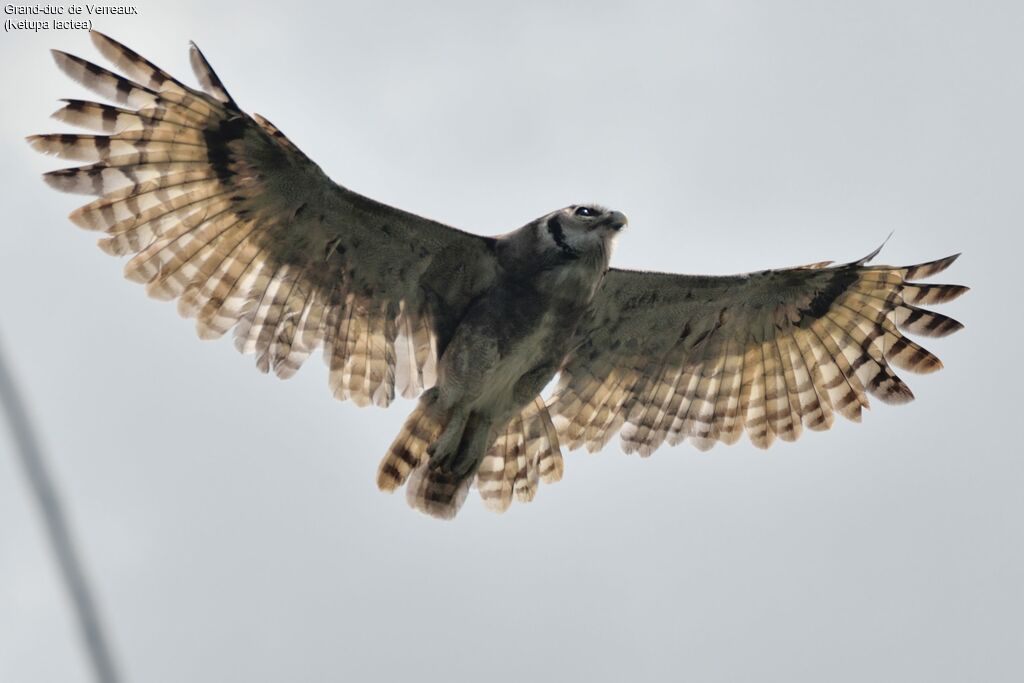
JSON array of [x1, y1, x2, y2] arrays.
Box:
[[32, 33, 966, 520]]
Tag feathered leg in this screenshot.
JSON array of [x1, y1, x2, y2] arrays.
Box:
[[406, 411, 493, 519]]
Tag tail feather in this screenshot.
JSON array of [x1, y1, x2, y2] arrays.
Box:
[[405, 467, 473, 520], [478, 397, 563, 513], [378, 394, 565, 519], [376, 389, 446, 492], [406, 412, 491, 519]]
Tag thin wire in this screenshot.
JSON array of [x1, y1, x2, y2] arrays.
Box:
[[0, 334, 122, 683]]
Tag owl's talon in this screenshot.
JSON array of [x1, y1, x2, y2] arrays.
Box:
[[427, 443, 457, 474], [427, 441, 477, 479]]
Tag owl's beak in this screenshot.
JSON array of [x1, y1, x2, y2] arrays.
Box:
[[605, 211, 628, 231]]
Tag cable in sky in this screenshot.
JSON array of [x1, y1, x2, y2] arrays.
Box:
[[0, 332, 123, 683]]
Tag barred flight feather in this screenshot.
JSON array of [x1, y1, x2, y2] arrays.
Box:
[[33, 31, 496, 410], [550, 252, 966, 455]]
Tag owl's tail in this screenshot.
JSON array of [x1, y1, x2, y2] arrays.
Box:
[[377, 392, 565, 519], [375, 388, 475, 519]]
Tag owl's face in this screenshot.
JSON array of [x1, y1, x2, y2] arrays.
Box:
[[541, 205, 627, 259]]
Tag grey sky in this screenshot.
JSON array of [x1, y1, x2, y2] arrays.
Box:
[[1, 1, 1021, 681]]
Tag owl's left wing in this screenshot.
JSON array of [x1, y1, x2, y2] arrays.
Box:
[[549, 249, 966, 455]]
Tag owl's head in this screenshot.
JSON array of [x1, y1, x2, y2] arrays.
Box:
[[539, 205, 627, 260]]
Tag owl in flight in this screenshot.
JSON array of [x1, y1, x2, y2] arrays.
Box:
[[30, 33, 967, 519]]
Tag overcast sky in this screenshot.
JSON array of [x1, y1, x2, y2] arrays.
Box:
[[1, 1, 1021, 681]]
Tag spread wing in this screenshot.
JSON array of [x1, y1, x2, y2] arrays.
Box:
[[29, 32, 498, 407], [549, 249, 966, 455]]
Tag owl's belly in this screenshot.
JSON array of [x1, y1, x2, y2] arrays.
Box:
[[472, 317, 563, 410], [437, 290, 584, 421]]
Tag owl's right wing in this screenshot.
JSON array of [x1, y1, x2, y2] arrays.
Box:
[[30, 32, 499, 407]]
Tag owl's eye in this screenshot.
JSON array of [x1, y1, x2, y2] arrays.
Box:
[[574, 206, 598, 218]]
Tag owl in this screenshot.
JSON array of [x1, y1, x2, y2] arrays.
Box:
[[30, 33, 967, 519]]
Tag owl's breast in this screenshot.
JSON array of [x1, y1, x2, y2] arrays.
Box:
[[495, 260, 605, 356]]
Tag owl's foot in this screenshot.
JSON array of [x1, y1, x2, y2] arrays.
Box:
[[428, 410, 490, 478], [428, 444, 476, 478], [427, 410, 471, 476]]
